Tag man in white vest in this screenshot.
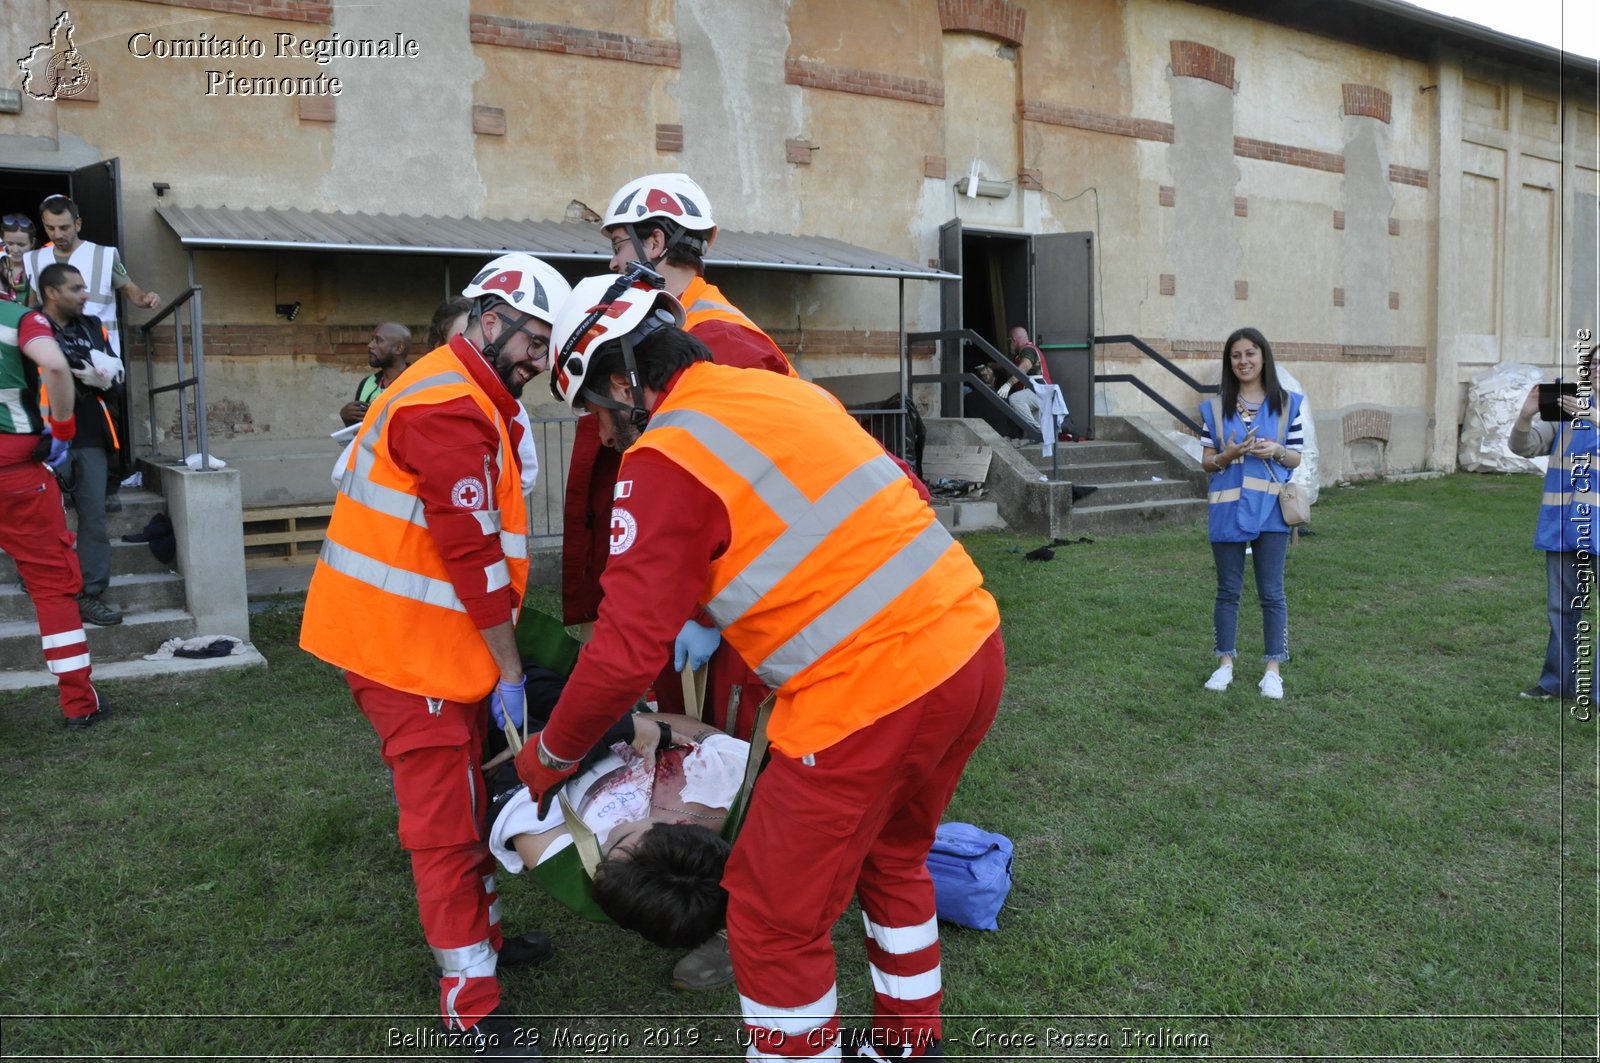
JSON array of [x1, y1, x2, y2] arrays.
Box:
[[24, 195, 161, 358]]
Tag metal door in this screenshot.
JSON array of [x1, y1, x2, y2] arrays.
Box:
[[1030, 231, 1094, 438], [938, 218, 963, 415]]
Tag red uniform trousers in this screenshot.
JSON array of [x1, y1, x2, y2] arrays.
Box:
[[725, 628, 1006, 1061], [0, 461, 97, 719], [347, 671, 506, 1031]]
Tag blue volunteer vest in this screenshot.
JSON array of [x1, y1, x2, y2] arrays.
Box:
[[1535, 417, 1598, 554], [1200, 392, 1304, 542]]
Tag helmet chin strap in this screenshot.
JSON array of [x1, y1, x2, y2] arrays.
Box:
[[618, 334, 650, 429], [480, 306, 535, 363], [626, 223, 707, 271], [625, 226, 661, 270]]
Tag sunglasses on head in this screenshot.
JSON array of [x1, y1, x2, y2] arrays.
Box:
[[2, 215, 34, 230]]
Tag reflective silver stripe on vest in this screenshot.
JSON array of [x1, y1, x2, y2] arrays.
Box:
[[649, 408, 902, 620], [339, 370, 516, 550], [1240, 475, 1279, 495], [318, 539, 467, 613], [1208, 488, 1241, 504], [758, 518, 954, 688], [1545, 490, 1599, 508], [688, 296, 752, 324], [646, 407, 955, 686], [707, 453, 905, 622]]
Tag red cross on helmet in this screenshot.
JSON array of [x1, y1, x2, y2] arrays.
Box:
[[461, 252, 571, 326], [601, 173, 717, 256]]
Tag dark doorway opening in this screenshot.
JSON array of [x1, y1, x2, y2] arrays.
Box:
[[937, 219, 1096, 437], [0, 159, 129, 472], [959, 229, 1029, 374]]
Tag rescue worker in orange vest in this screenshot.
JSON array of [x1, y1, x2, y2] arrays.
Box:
[[300, 252, 572, 1058], [566, 174, 795, 738], [519, 273, 1006, 1061]]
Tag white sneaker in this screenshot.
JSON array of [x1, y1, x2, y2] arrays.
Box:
[[1204, 664, 1233, 691], [1259, 672, 1284, 699]]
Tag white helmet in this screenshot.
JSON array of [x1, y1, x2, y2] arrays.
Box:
[[549, 272, 686, 412], [461, 252, 571, 326], [601, 173, 717, 257]]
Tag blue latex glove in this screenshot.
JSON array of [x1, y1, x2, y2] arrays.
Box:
[[46, 436, 71, 471], [489, 676, 526, 731], [673, 620, 721, 671]]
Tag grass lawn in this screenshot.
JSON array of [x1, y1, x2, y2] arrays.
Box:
[[1, 473, 1595, 1060]]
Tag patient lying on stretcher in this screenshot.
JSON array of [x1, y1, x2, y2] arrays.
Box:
[[487, 712, 749, 949]]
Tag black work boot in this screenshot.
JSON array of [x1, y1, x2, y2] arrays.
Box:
[[463, 1008, 544, 1060]]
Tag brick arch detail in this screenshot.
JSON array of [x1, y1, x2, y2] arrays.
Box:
[[937, 0, 1026, 47], [1342, 408, 1394, 444], [1342, 83, 1392, 123], [1170, 41, 1235, 89]]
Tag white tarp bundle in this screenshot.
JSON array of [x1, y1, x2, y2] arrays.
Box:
[[1458, 362, 1548, 474], [1276, 367, 1320, 506]]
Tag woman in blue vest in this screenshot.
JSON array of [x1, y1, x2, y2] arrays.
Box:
[[1198, 327, 1305, 699]]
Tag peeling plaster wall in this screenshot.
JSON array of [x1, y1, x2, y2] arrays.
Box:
[[1166, 76, 1240, 341], [7, 0, 1596, 500], [1339, 116, 1394, 346], [320, 0, 483, 216]]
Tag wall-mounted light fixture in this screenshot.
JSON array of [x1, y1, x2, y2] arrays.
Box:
[[955, 176, 1012, 199], [152, 182, 170, 198], [275, 301, 301, 321]]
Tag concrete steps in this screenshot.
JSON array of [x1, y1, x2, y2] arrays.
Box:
[[930, 415, 1211, 537], [1057, 497, 1210, 536], [931, 500, 1005, 534], [0, 481, 264, 695]]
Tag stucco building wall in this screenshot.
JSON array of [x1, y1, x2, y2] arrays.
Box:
[[1, 0, 1594, 503]]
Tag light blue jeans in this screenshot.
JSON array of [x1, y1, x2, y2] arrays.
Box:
[[1212, 533, 1290, 662]]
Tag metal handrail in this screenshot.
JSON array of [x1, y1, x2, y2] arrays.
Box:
[[907, 328, 1035, 394], [1093, 333, 1218, 437], [137, 286, 210, 471]]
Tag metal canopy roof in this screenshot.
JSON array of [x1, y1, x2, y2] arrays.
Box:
[[156, 205, 955, 281]]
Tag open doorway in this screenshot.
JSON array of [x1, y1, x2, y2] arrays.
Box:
[[959, 229, 1029, 372], [1, 159, 130, 472], [938, 219, 1095, 437]]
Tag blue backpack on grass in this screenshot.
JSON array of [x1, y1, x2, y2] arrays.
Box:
[[926, 822, 1014, 931]]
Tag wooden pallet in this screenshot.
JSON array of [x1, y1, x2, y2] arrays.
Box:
[[242, 503, 334, 568]]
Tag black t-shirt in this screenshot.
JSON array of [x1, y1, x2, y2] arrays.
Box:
[[49, 314, 120, 451]]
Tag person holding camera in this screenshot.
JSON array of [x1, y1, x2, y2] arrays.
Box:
[[1198, 327, 1305, 700], [1509, 343, 1596, 702]]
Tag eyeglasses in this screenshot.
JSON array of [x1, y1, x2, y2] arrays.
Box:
[[2, 215, 34, 231]]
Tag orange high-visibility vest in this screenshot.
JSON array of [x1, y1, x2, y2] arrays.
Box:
[[630, 361, 998, 756], [680, 276, 798, 378], [300, 344, 529, 702]]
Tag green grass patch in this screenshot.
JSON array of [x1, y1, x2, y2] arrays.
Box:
[[1, 474, 1595, 1059]]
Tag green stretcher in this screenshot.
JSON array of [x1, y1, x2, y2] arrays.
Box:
[[509, 608, 770, 923]]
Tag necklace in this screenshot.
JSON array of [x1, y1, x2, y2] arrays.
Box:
[[655, 803, 722, 821], [1236, 397, 1262, 425]]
